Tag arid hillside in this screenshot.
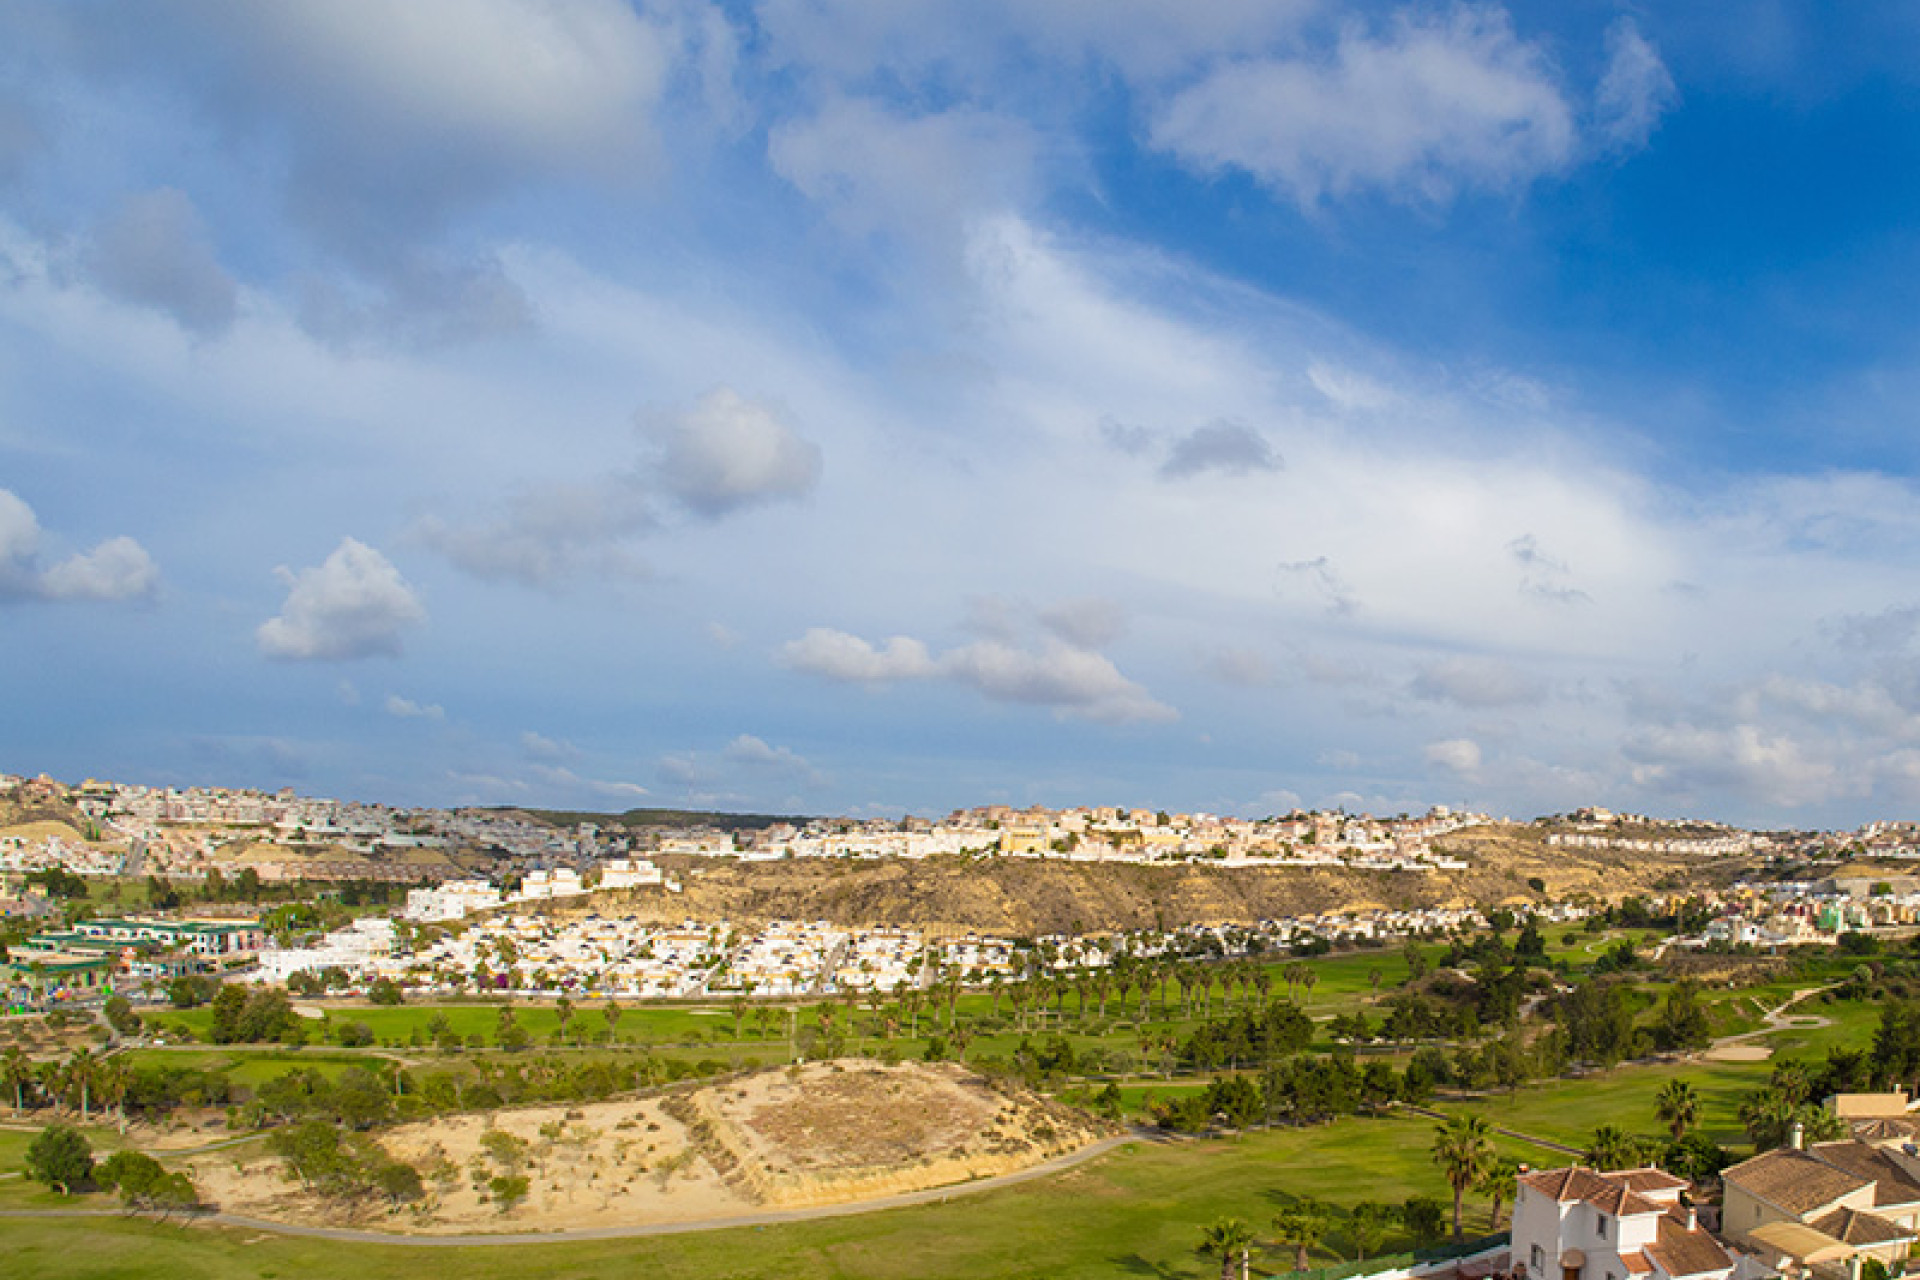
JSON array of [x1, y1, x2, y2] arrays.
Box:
[[555, 823, 1746, 935]]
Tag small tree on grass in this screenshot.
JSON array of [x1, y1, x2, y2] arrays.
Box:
[[1347, 1201, 1395, 1262], [1271, 1200, 1331, 1272], [1199, 1217, 1253, 1280], [1402, 1196, 1446, 1247], [27, 1123, 93, 1195]]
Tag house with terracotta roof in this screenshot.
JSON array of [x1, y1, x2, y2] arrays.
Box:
[[1514, 1166, 1733, 1280], [1721, 1137, 1920, 1279]]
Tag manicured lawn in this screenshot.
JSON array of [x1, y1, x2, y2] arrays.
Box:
[[1431, 1057, 1773, 1151]]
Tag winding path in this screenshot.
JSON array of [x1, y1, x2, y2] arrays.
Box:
[[1702, 984, 1835, 1061]]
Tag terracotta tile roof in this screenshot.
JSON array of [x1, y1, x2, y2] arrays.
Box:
[[1722, 1149, 1873, 1216], [1807, 1207, 1911, 1247], [1805, 1141, 1920, 1207], [1645, 1210, 1732, 1279], [1612, 1168, 1689, 1194], [1848, 1117, 1920, 1144], [1620, 1251, 1653, 1274], [1517, 1167, 1667, 1217]]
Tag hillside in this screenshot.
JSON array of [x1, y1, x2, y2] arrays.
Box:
[[549, 823, 1746, 935]]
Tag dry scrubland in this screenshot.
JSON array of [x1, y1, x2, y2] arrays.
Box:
[[193, 1060, 1111, 1234]]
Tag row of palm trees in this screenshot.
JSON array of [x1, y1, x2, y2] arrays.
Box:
[[1, 1046, 133, 1130]]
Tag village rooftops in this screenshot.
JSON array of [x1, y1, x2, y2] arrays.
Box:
[[1721, 1148, 1877, 1216], [1517, 1166, 1676, 1218]]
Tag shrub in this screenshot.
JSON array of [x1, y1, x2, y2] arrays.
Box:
[[27, 1124, 93, 1194]]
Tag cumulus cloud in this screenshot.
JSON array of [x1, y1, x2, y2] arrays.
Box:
[[84, 188, 237, 336], [647, 387, 822, 517], [256, 537, 426, 661], [1205, 647, 1276, 687], [384, 694, 444, 720], [0, 489, 158, 603], [528, 765, 650, 801], [1409, 655, 1547, 708], [1424, 737, 1483, 774], [1624, 722, 1841, 809], [781, 626, 1175, 723], [1150, 6, 1576, 205], [1508, 533, 1591, 604], [1594, 17, 1677, 151], [779, 628, 937, 683], [1160, 420, 1281, 479]]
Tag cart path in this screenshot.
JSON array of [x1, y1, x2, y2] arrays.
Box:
[[0, 1130, 1146, 1247]]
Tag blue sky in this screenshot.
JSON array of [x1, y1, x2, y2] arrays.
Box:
[[5, 1, 1920, 828]]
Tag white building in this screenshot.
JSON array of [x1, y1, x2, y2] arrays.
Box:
[[598, 858, 664, 889], [1513, 1166, 1732, 1280], [404, 879, 503, 922]]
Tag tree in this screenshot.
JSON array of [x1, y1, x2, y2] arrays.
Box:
[[1272, 1200, 1331, 1272], [1347, 1201, 1394, 1262], [1656, 1080, 1700, 1141], [61, 1048, 98, 1122], [603, 998, 623, 1045], [1586, 1124, 1644, 1171], [1401, 1196, 1447, 1247], [1431, 1113, 1496, 1241], [26, 1123, 93, 1194], [2, 1047, 32, 1112], [1199, 1217, 1254, 1280], [1479, 1156, 1521, 1231], [368, 978, 404, 1006]]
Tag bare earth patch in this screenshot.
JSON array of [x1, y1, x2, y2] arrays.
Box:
[[190, 1059, 1112, 1235]]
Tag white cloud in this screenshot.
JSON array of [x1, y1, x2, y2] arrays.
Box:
[[520, 730, 580, 762], [1595, 17, 1678, 151], [1624, 722, 1842, 810], [528, 764, 651, 801], [770, 96, 1041, 251], [384, 694, 444, 720], [782, 625, 1175, 723], [256, 537, 426, 661], [779, 628, 937, 683], [0, 489, 158, 603], [1409, 655, 1547, 708], [1038, 597, 1127, 650], [647, 387, 822, 517], [1424, 737, 1483, 774], [724, 733, 827, 785], [85, 188, 237, 337], [1149, 6, 1577, 205]]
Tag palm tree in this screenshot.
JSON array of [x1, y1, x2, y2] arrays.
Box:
[[1200, 1217, 1255, 1280], [1586, 1124, 1643, 1171], [1656, 1079, 1700, 1141], [1, 1047, 31, 1113], [97, 1056, 132, 1133], [62, 1048, 98, 1123], [1431, 1113, 1496, 1242], [1272, 1200, 1331, 1272], [602, 998, 623, 1045], [1479, 1156, 1522, 1231]]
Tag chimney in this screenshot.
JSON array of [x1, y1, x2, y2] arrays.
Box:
[[1685, 1205, 1697, 1231], [1790, 1121, 1805, 1150]]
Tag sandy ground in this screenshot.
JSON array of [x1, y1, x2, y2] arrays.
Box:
[[1704, 1044, 1772, 1061], [189, 1060, 1109, 1235]]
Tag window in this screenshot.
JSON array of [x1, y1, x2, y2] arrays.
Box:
[[1531, 1246, 1544, 1275], [1596, 1216, 1608, 1240]]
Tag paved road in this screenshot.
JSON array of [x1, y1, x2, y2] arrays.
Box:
[[0, 1130, 1148, 1247]]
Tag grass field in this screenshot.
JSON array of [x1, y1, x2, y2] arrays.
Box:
[[0, 1111, 1505, 1280]]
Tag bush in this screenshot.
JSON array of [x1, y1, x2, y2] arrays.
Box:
[[26, 1124, 93, 1194]]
